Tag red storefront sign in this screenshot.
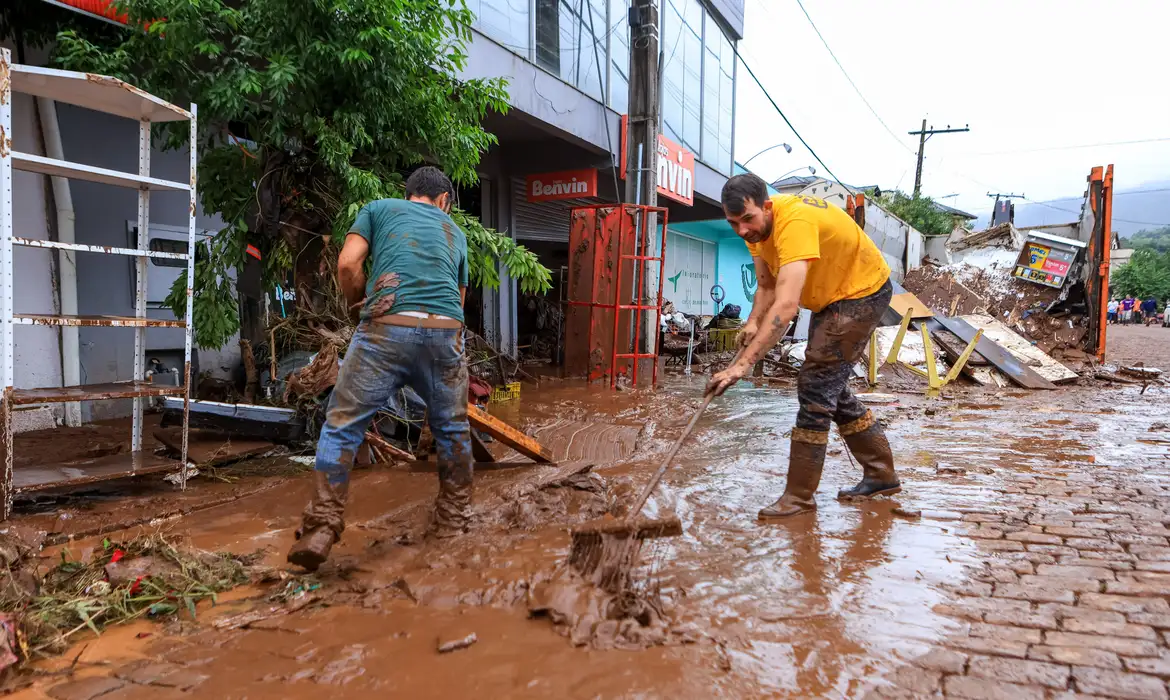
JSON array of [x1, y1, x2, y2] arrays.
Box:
[[656, 134, 695, 206], [526, 169, 598, 202], [617, 117, 696, 207], [46, 0, 130, 24]]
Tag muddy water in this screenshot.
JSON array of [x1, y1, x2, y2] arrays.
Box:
[[13, 378, 1166, 698]]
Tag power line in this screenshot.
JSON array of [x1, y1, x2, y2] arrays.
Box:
[[792, 0, 914, 155], [733, 43, 852, 192], [950, 137, 1170, 158]]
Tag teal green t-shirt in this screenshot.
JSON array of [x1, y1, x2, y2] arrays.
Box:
[[350, 198, 469, 322]]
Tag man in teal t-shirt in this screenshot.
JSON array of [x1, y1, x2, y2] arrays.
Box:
[[289, 167, 475, 572]]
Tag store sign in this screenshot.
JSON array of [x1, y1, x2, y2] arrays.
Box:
[[656, 135, 695, 207], [1012, 239, 1078, 289], [526, 169, 598, 202], [45, 0, 130, 24]]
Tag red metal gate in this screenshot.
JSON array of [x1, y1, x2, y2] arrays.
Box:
[[565, 204, 669, 387]]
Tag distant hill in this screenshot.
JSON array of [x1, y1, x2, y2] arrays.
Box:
[[973, 179, 1170, 237]]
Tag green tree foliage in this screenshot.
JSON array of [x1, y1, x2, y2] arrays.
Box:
[[1121, 226, 1170, 253], [871, 189, 955, 238], [53, 0, 551, 348], [1111, 249, 1170, 302]]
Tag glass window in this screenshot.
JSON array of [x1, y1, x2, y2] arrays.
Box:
[[472, 0, 531, 56], [661, 0, 704, 153], [702, 12, 734, 173], [535, 0, 607, 101], [608, 0, 630, 113]]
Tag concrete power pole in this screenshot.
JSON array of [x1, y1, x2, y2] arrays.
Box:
[[625, 0, 659, 208], [909, 119, 970, 197], [625, 0, 660, 360]]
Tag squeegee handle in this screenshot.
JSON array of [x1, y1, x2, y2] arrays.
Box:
[[628, 348, 745, 517]]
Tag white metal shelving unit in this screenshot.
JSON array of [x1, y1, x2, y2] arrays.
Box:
[[0, 49, 196, 516]]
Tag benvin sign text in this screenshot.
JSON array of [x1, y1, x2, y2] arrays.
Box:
[[526, 169, 599, 202]]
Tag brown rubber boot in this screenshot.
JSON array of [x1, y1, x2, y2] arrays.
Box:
[[287, 472, 348, 571], [836, 414, 901, 500], [758, 436, 827, 519], [426, 461, 473, 539]]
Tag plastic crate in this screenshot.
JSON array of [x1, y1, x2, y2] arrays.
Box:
[[490, 381, 521, 403]]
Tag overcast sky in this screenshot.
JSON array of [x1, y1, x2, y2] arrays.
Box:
[[733, 0, 1170, 221]]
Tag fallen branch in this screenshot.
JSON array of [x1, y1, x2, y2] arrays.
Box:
[[364, 431, 416, 462]]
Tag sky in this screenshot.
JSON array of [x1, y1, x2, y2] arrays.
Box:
[[733, 0, 1170, 223]]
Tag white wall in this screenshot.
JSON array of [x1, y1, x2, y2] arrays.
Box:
[[8, 86, 65, 415]]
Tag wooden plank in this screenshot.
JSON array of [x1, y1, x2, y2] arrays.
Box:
[[958, 314, 1078, 384], [889, 292, 934, 320], [12, 381, 183, 405], [467, 404, 554, 463], [927, 316, 1056, 390], [154, 429, 273, 466]]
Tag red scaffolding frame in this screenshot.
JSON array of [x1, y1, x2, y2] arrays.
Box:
[[565, 204, 670, 388]]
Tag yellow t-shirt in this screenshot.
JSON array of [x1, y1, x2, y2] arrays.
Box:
[[746, 194, 890, 313]]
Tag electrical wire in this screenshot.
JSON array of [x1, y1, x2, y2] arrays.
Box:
[[791, 0, 915, 155], [949, 137, 1170, 158], [733, 43, 852, 192]]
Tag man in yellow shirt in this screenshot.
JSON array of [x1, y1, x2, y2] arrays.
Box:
[[708, 173, 900, 518]]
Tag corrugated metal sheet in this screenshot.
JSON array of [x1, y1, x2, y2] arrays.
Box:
[[512, 177, 596, 242]]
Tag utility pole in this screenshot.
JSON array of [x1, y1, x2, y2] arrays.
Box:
[[625, 0, 659, 359], [909, 119, 970, 197], [625, 0, 659, 208]]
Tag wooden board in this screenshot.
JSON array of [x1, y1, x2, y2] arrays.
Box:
[[958, 314, 1078, 384], [888, 292, 935, 320], [14, 451, 180, 492], [154, 429, 273, 466], [467, 404, 554, 463], [927, 316, 1056, 390]]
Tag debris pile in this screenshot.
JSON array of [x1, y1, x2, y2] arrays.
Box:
[[0, 533, 254, 668]]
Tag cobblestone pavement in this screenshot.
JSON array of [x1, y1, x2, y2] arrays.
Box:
[[1106, 324, 1170, 369], [867, 389, 1170, 699]]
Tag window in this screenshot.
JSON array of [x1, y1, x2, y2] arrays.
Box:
[[702, 12, 734, 173], [662, 0, 735, 173], [535, 0, 608, 101], [148, 238, 187, 268], [608, 0, 630, 113], [472, 0, 531, 56]]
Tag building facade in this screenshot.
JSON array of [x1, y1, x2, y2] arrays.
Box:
[[460, 0, 744, 354], [5, 0, 745, 427]]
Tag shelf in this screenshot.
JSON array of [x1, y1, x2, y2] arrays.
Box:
[[12, 381, 184, 406], [14, 451, 183, 493], [12, 152, 190, 192], [13, 237, 189, 261], [13, 314, 185, 328], [10, 64, 191, 123]]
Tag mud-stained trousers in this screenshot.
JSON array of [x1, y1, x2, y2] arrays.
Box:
[[300, 319, 473, 539], [763, 278, 898, 517]]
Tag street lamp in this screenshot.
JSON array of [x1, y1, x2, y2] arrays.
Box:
[[742, 142, 792, 168], [773, 165, 816, 182]]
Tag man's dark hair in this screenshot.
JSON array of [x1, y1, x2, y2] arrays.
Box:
[[405, 166, 455, 201], [721, 173, 769, 215]]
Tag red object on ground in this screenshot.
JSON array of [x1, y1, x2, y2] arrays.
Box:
[[129, 576, 144, 595], [109, 549, 125, 564], [468, 376, 491, 405]]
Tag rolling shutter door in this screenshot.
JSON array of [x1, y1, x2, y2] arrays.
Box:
[[511, 177, 596, 242]]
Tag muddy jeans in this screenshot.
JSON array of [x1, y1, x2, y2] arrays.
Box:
[[793, 279, 893, 445], [301, 320, 473, 536]]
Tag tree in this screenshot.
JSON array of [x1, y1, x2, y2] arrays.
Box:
[[1121, 226, 1170, 253], [871, 189, 955, 238], [52, 0, 551, 349], [1110, 249, 1170, 302]]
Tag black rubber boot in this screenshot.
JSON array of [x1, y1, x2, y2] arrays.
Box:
[[759, 436, 827, 519], [836, 414, 901, 500]]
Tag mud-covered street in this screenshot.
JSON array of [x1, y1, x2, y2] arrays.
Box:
[[8, 328, 1170, 699]]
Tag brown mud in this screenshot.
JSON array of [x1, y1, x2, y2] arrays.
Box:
[[6, 369, 1170, 698]]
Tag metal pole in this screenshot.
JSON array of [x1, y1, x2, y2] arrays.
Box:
[[132, 121, 150, 455], [0, 49, 14, 518], [181, 104, 197, 487]]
